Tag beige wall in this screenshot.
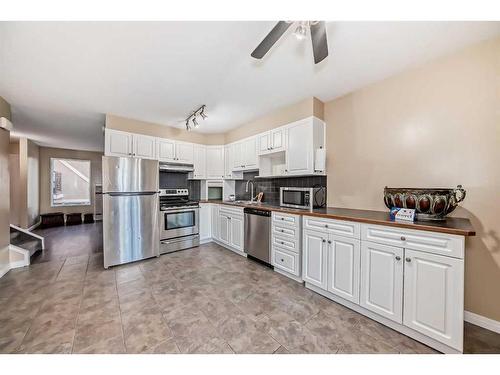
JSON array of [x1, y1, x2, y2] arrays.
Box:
[[8, 142, 20, 226], [10, 138, 40, 228], [106, 96, 324, 146], [324, 37, 500, 321], [224, 97, 324, 143], [0, 97, 11, 274], [106, 114, 225, 145], [39, 147, 103, 215]]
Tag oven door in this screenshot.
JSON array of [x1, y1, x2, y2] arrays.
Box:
[[160, 207, 199, 240]]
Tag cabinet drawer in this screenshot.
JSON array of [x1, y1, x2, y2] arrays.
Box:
[[272, 234, 299, 253], [272, 224, 299, 239], [272, 212, 300, 228], [304, 216, 360, 239], [272, 247, 300, 276], [361, 224, 464, 259], [219, 205, 244, 217]]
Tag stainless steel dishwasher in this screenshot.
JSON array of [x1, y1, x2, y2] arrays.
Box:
[[244, 207, 271, 265]]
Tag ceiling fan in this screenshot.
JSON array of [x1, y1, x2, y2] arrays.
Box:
[[251, 21, 329, 64]]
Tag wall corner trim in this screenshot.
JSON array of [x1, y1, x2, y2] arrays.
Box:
[[464, 311, 500, 334]]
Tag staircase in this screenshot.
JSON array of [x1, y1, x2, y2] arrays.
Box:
[[10, 224, 44, 257]]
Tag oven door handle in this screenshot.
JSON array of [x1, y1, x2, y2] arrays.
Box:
[[160, 207, 199, 214]]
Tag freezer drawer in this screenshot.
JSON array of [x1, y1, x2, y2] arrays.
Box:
[[103, 193, 159, 268]]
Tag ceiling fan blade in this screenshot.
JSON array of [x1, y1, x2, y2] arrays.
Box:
[[251, 21, 292, 59], [310, 21, 328, 64]]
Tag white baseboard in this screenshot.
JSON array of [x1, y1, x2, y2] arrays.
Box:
[[28, 220, 41, 231], [464, 311, 500, 334], [0, 263, 9, 278]]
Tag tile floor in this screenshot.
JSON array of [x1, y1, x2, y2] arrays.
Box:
[[1, 223, 499, 354]]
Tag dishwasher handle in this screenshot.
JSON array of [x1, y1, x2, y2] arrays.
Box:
[[244, 207, 271, 217]]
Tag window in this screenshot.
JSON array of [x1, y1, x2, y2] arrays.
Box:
[[50, 158, 91, 207]]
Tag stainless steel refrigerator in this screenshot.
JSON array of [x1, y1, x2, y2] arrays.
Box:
[[102, 156, 159, 268]]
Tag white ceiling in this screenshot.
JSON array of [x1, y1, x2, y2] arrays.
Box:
[[1, 21, 499, 151]]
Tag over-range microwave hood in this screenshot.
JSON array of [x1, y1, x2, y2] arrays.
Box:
[[159, 162, 194, 172]]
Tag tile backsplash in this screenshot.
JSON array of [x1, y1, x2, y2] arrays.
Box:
[[235, 172, 327, 205]]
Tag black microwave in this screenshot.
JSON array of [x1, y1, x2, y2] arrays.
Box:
[[279, 187, 326, 210]]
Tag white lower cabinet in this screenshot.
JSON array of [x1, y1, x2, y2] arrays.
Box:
[[403, 249, 464, 350], [229, 215, 244, 252], [302, 216, 466, 353], [199, 204, 211, 242], [211, 204, 219, 241], [302, 229, 328, 289], [360, 241, 403, 323], [218, 213, 231, 246], [327, 235, 361, 304], [217, 206, 245, 254]]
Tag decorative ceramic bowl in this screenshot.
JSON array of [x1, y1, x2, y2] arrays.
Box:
[[383, 185, 466, 221]]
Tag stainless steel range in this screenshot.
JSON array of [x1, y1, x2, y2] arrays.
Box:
[[159, 188, 200, 254]]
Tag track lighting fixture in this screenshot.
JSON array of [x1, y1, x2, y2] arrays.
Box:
[[185, 105, 207, 131]]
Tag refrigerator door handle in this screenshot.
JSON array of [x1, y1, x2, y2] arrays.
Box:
[[107, 191, 158, 197]]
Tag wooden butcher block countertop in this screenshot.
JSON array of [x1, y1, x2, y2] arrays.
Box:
[[200, 200, 475, 237]]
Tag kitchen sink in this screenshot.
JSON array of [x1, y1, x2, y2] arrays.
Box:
[[232, 200, 258, 205]]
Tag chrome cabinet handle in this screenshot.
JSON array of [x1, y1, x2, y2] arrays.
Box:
[[405, 257, 411, 262], [400, 236, 406, 241], [395, 256, 401, 261]]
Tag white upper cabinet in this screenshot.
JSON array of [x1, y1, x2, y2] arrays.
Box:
[[134, 134, 157, 160], [105, 129, 156, 159], [157, 139, 193, 164], [243, 137, 258, 170], [156, 139, 176, 162], [285, 117, 325, 176], [175, 141, 194, 164], [193, 144, 206, 179], [403, 249, 464, 351], [105, 129, 133, 157], [231, 137, 258, 171], [360, 241, 404, 323], [258, 127, 286, 155], [206, 146, 225, 179]]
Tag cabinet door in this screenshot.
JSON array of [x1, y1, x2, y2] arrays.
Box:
[[229, 215, 244, 252], [218, 213, 230, 246], [270, 128, 284, 152], [105, 130, 133, 157], [193, 145, 206, 179], [243, 137, 258, 169], [258, 132, 270, 155], [199, 204, 211, 242], [302, 229, 328, 290], [211, 204, 219, 240], [175, 142, 194, 164], [327, 235, 361, 304], [133, 134, 157, 160], [232, 142, 244, 171], [403, 249, 464, 350], [286, 121, 312, 175], [157, 139, 176, 162], [224, 145, 232, 178], [360, 241, 403, 323], [206, 147, 225, 179]]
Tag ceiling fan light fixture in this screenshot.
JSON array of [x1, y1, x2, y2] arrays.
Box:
[[294, 23, 307, 40]]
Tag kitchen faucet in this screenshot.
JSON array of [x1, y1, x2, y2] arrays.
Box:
[[245, 180, 255, 202]]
